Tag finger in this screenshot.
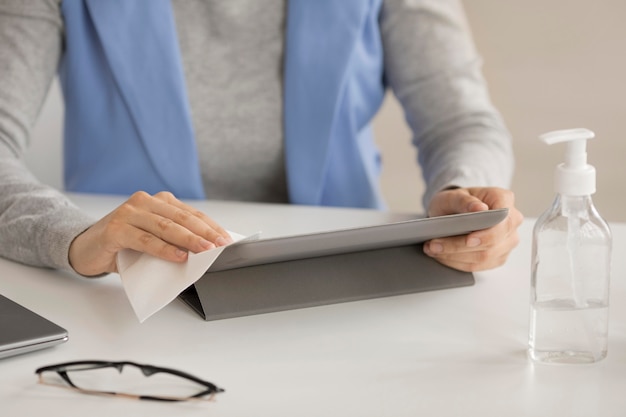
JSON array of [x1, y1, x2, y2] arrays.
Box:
[[126, 191, 232, 247], [424, 233, 519, 271], [424, 235, 471, 256], [469, 205, 524, 248], [430, 250, 510, 272], [128, 211, 218, 254], [116, 224, 191, 263], [147, 202, 228, 248], [467, 187, 515, 210], [152, 192, 233, 244], [424, 242, 510, 272], [424, 223, 500, 255], [425, 216, 521, 257], [429, 189, 489, 217]]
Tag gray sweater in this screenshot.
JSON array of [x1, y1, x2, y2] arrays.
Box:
[[0, 0, 513, 272]]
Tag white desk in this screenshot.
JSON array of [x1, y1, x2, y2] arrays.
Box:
[[1, 194, 625, 416]]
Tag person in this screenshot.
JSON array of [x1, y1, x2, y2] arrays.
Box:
[[0, 0, 523, 277]]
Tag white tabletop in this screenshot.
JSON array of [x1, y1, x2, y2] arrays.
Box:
[[1, 193, 625, 417]]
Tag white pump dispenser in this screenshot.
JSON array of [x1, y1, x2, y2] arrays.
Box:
[[540, 128, 596, 196], [528, 128, 612, 364]]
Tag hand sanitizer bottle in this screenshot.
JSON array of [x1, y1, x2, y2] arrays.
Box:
[[528, 128, 612, 364]]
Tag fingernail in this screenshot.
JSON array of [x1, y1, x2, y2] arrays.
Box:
[[428, 242, 443, 254], [215, 236, 230, 247], [468, 201, 489, 212], [199, 239, 215, 250], [175, 249, 188, 258], [467, 237, 481, 247]]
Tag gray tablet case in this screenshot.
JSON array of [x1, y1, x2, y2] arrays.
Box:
[[180, 209, 508, 321], [0, 294, 68, 359]]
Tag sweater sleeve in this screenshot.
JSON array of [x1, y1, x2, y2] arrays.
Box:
[[0, 0, 95, 271], [380, 0, 514, 209]]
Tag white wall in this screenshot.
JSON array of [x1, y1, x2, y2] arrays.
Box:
[[25, 1, 626, 221], [374, 0, 626, 221]]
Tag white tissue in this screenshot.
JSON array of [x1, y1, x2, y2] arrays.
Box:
[[117, 231, 255, 322]]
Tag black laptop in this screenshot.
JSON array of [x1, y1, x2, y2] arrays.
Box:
[[0, 294, 68, 359]]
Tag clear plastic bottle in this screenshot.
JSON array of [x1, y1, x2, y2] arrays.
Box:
[[528, 128, 612, 364]]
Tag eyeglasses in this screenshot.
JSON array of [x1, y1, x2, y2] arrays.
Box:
[[35, 360, 224, 402]]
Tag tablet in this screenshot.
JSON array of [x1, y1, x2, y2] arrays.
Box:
[[208, 208, 509, 272]]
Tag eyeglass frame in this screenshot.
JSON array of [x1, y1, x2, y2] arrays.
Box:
[[35, 360, 225, 402]]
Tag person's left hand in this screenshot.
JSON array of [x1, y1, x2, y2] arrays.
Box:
[[423, 187, 524, 272]]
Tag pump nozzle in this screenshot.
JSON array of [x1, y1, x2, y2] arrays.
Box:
[[539, 128, 596, 196]]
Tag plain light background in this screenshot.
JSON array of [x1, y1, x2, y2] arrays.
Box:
[[372, 0, 626, 221], [24, 1, 626, 221]]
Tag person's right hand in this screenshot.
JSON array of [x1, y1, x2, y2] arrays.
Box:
[[68, 191, 233, 276]]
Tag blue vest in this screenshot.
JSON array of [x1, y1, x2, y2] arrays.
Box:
[[60, 0, 387, 208]]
